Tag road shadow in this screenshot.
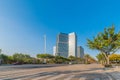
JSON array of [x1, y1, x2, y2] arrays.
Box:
[[10, 68, 109, 80]]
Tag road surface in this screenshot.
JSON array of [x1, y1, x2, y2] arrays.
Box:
[[0, 64, 111, 80]]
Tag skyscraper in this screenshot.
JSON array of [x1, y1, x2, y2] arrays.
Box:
[[68, 32, 77, 57], [53, 46, 56, 56], [56, 33, 68, 58], [77, 46, 84, 58], [54, 32, 83, 58]]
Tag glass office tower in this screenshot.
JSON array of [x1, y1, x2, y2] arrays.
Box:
[[53, 46, 56, 56], [56, 33, 68, 58], [69, 32, 77, 57], [55, 32, 80, 58], [77, 46, 84, 58]]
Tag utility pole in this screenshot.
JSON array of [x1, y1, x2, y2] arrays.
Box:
[[44, 35, 46, 54]]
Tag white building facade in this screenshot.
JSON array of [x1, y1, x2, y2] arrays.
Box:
[[53, 32, 83, 58], [68, 32, 77, 57], [53, 46, 56, 56]]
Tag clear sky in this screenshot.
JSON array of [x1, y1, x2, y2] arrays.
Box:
[[0, 0, 120, 57]]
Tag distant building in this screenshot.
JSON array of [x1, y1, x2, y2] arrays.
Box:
[[56, 33, 68, 58], [54, 32, 84, 58], [68, 32, 77, 57], [53, 46, 56, 56], [77, 46, 84, 58]]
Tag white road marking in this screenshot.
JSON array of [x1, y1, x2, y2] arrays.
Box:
[[64, 75, 75, 80], [47, 74, 67, 80]]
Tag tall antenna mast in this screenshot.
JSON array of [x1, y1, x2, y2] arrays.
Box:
[[44, 35, 46, 53]]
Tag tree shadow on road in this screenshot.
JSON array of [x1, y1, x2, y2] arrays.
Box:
[[11, 68, 109, 80]]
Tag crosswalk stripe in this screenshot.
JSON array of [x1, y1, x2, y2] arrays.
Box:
[[64, 75, 75, 80], [47, 74, 66, 80], [32, 75, 53, 80]]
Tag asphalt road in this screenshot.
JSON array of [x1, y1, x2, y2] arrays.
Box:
[[0, 64, 112, 80], [0, 64, 67, 72]]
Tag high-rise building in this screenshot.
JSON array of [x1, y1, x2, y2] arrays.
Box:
[[68, 32, 77, 57], [56, 33, 68, 58], [54, 32, 84, 58], [77, 46, 84, 58], [53, 46, 56, 56]]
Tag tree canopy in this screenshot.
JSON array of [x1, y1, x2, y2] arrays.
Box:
[[109, 54, 120, 63], [87, 25, 120, 64], [13, 53, 32, 63], [37, 54, 54, 59], [96, 53, 106, 64]]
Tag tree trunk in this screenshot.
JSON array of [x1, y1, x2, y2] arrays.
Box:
[[106, 57, 110, 65], [103, 52, 110, 65]]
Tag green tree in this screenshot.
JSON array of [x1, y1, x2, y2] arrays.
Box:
[[37, 54, 55, 64], [87, 26, 120, 65], [96, 53, 106, 64], [37, 54, 54, 59], [0, 49, 2, 54], [109, 54, 120, 64], [13, 53, 32, 63], [0, 49, 2, 59], [84, 54, 90, 64], [54, 56, 69, 64], [75, 57, 84, 64], [84, 54, 96, 64], [7, 56, 14, 64], [0, 49, 9, 64], [0, 54, 9, 63], [68, 55, 76, 61]]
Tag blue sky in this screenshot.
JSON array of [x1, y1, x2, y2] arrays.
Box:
[[0, 0, 120, 57]]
